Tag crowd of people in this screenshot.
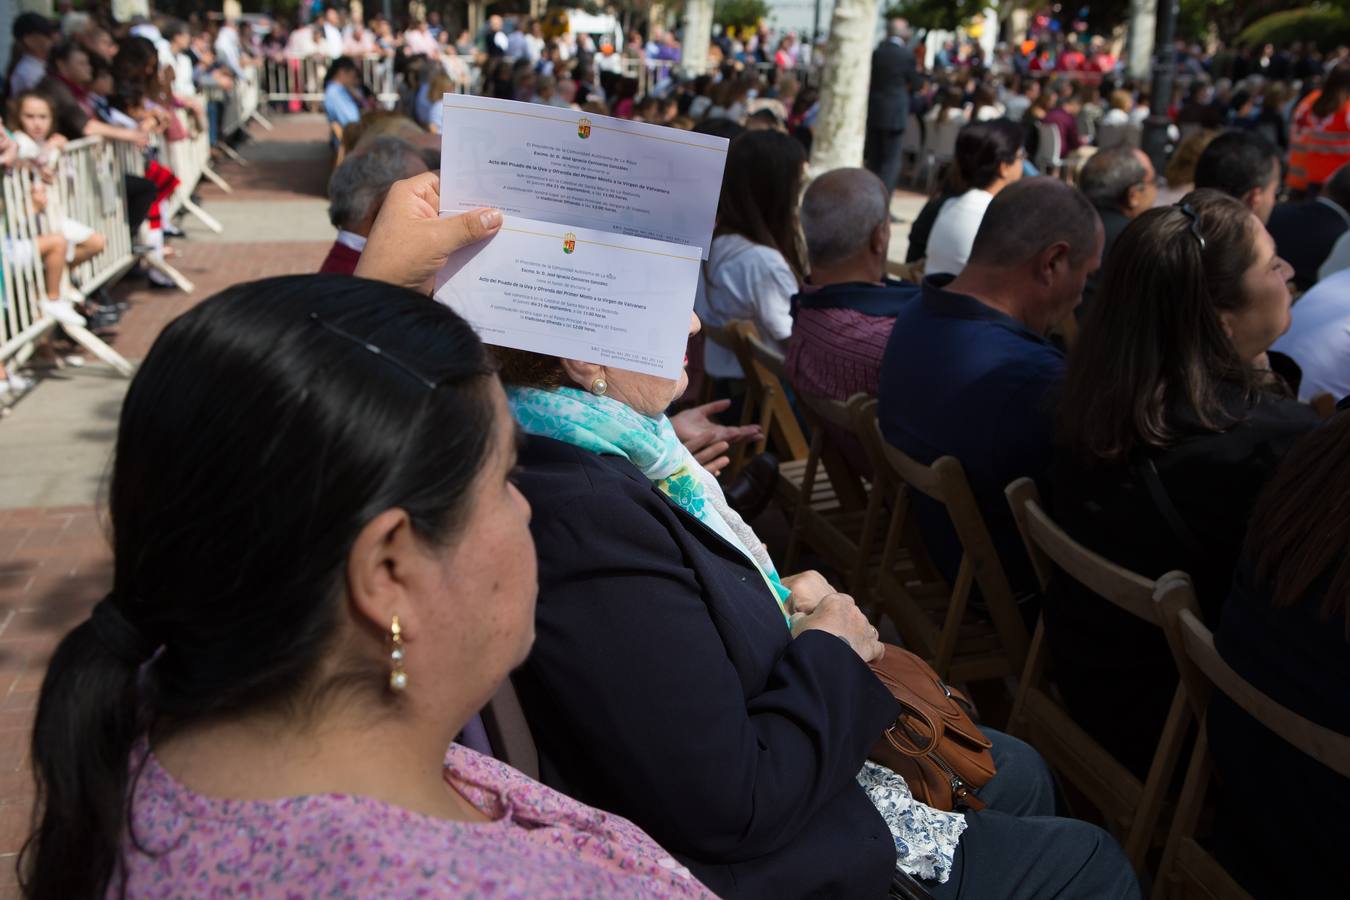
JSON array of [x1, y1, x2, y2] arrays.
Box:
[[0, 8, 274, 397], [5, 4, 1350, 900]]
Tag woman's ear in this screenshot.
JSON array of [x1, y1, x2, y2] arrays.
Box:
[[1215, 308, 1238, 341], [346, 507, 428, 644], [559, 358, 606, 392]]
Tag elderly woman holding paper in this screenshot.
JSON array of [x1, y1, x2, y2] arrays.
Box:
[[494, 323, 1141, 898]]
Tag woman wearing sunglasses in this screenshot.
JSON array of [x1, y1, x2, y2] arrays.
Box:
[[1047, 189, 1319, 777]]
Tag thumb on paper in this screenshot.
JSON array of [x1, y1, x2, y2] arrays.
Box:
[[442, 207, 503, 254]]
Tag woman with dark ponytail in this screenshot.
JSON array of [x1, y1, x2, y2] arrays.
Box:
[[18, 177, 713, 899]]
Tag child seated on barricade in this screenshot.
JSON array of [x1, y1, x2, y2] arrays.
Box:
[[9, 92, 109, 281], [0, 128, 95, 381]]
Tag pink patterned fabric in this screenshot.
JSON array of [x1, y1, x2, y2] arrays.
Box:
[[115, 742, 716, 899]]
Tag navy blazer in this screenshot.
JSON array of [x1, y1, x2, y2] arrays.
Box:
[[512, 435, 901, 899]]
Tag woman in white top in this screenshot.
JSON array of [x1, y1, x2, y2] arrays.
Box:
[[925, 85, 970, 129], [694, 130, 806, 380], [926, 120, 1025, 276], [971, 82, 1005, 122]]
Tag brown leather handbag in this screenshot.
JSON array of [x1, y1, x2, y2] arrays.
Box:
[[867, 644, 996, 811]]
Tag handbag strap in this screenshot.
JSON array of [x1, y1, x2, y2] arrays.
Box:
[[882, 699, 942, 757], [1133, 454, 1206, 560]]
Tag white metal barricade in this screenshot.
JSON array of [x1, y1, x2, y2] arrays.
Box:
[[2, 152, 133, 376], [153, 112, 225, 234], [51, 138, 136, 297], [1, 164, 49, 366], [112, 141, 196, 295], [262, 54, 400, 108]]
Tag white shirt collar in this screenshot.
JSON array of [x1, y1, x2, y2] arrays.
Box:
[[335, 230, 367, 252]]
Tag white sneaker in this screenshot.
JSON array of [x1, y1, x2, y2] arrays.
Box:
[[0, 373, 35, 396], [41, 299, 87, 328]]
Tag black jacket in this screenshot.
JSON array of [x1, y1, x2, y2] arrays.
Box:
[[1209, 558, 1350, 898], [1267, 198, 1350, 291], [867, 39, 918, 132], [1079, 206, 1133, 318], [513, 435, 901, 899], [1045, 381, 1319, 775]]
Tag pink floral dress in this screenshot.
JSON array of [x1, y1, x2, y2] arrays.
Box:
[[115, 742, 717, 898]]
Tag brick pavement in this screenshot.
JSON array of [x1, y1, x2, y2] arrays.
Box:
[[103, 240, 331, 360], [0, 507, 111, 892], [0, 114, 334, 894]]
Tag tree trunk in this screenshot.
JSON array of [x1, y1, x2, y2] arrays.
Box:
[[681, 0, 715, 75], [1126, 0, 1157, 82], [808, 0, 879, 175]]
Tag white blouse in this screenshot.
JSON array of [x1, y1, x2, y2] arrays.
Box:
[[694, 234, 798, 379], [925, 189, 995, 277]]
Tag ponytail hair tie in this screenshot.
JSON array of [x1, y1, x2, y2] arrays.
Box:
[[89, 594, 159, 664]]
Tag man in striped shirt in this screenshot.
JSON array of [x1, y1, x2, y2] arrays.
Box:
[[786, 168, 919, 406]]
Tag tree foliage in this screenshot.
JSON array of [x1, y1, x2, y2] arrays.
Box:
[[715, 0, 771, 31], [881, 0, 987, 33], [1236, 5, 1350, 51]]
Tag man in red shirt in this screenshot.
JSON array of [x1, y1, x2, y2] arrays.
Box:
[[320, 136, 428, 275], [1056, 35, 1086, 72], [1042, 93, 1085, 155]]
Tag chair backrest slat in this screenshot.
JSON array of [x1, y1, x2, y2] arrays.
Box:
[[1177, 608, 1350, 778], [738, 325, 809, 462], [1007, 477, 1162, 624], [480, 678, 540, 780]]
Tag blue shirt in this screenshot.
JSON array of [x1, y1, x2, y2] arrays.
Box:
[[877, 274, 1064, 591], [324, 82, 362, 131]]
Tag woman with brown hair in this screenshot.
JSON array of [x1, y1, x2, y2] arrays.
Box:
[[693, 129, 807, 380], [1208, 408, 1350, 897], [1047, 190, 1321, 776]]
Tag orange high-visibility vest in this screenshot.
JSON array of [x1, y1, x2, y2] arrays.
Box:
[[1288, 90, 1350, 191]]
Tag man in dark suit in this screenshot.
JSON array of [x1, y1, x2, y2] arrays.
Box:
[[866, 18, 919, 197], [1077, 147, 1157, 317], [1266, 163, 1350, 291]]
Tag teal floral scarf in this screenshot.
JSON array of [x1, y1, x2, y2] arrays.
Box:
[[508, 386, 792, 624]]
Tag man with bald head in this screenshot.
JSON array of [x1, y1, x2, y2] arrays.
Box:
[[879, 177, 1103, 591], [786, 167, 919, 403]]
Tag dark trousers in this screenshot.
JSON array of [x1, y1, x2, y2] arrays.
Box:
[[924, 729, 1142, 899], [865, 124, 907, 196], [123, 175, 156, 237]]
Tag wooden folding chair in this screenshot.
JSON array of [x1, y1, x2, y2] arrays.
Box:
[[886, 257, 926, 284], [739, 326, 809, 464], [1151, 590, 1350, 900], [700, 320, 759, 476], [1310, 392, 1337, 419], [480, 678, 540, 780], [783, 392, 881, 597], [855, 400, 1030, 686], [1004, 477, 1197, 872]]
